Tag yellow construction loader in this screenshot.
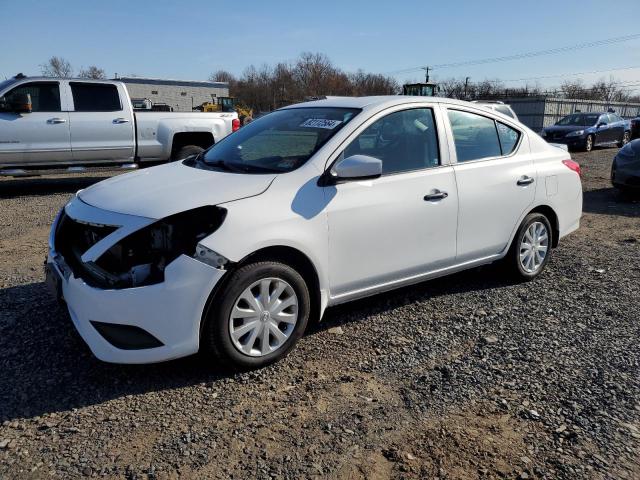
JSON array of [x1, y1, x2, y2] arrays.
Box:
[[197, 97, 253, 125]]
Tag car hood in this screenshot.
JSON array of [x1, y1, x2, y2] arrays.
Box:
[[78, 161, 277, 219]]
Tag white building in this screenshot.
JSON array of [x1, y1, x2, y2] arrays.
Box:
[[119, 77, 229, 112]]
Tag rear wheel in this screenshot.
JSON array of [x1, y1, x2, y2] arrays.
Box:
[[172, 145, 204, 161], [617, 131, 630, 148], [202, 261, 310, 369], [506, 213, 552, 281], [584, 134, 594, 152]]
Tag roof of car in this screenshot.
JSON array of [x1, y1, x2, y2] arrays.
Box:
[[283, 95, 486, 110]]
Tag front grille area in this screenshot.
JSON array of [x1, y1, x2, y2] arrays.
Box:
[[54, 211, 118, 284]]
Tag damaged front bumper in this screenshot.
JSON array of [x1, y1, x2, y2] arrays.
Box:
[[47, 198, 227, 364]]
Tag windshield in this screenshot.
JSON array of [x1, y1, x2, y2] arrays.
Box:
[[200, 107, 360, 173], [556, 113, 599, 126]]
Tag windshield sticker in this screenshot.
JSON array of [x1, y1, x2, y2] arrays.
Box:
[[300, 118, 343, 129]]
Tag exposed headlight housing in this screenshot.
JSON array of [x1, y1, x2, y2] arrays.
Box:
[[194, 244, 229, 269], [566, 130, 585, 137], [56, 206, 226, 289]]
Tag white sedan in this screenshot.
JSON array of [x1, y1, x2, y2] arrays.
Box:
[[46, 96, 583, 368]]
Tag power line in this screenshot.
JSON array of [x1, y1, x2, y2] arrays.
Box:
[[387, 33, 640, 75], [503, 65, 640, 83]]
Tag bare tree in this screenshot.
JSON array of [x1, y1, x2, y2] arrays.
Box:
[[40, 56, 73, 78], [209, 70, 236, 83], [79, 66, 106, 79]]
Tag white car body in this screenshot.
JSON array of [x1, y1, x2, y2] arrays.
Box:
[[47, 96, 582, 364], [0, 77, 237, 170]]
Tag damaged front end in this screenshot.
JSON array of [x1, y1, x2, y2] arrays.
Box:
[[54, 205, 227, 289]]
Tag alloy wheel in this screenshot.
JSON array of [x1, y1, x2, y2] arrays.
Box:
[[519, 221, 549, 273], [228, 277, 299, 357]]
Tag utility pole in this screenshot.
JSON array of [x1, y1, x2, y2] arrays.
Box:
[[422, 66, 431, 83], [464, 77, 470, 99]]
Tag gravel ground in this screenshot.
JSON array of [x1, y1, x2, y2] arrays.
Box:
[[0, 149, 638, 479]]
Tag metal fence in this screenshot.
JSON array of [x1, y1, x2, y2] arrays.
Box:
[[504, 97, 640, 132]]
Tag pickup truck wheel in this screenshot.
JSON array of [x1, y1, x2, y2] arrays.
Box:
[[173, 145, 204, 161]]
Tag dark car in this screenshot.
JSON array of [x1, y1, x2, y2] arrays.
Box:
[[541, 112, 630, 152], [631, 116, 640, 140], [611, 139, 640, 193]]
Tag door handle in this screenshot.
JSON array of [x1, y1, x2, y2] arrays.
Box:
[[47, 117, 66, 124], [113, 118, 130, 124], [517, 176, 535, 186], [424, 190, 449, 201]]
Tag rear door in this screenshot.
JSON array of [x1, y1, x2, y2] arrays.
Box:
[[0, 81, 71, 165], [445, 107, 535, 261], [609, 114, 625, 142], [68, 82, 134, 163]]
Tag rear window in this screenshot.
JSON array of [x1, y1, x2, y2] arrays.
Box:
[[70, 82, 122, 112]]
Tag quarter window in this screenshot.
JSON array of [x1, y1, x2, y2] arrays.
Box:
[[448, 110, 501, 162], [70, 82, 122, 112], [3, 82, 61, 112], [496, 122, 520, 155], [344, 108, 440, 175]]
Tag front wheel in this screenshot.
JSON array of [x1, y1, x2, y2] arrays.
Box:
[[202, 261, 310, 369], [506, 213, 552, 281], [584, 134, 594, 152]]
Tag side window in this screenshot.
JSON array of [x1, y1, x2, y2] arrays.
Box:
[[598, 115, 608, 125], [343, 108, 439, 175], [70, 82, 122, 112], [496, 122, 521, 155], [447, 110, 501, 162], [3, 82, 61, 112]]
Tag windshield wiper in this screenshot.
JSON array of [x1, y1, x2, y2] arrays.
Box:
[[203, 158, 239, 172]]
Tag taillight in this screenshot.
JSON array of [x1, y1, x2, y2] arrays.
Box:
[[232, 118, 240, 132], [562, 159, 581, 177]]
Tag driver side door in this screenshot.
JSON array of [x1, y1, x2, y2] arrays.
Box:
[[325, 106, 458, 300], [0, 81, 71, 166]]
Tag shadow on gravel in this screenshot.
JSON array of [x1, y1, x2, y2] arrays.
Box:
[[314, 262, 516, 333], [0, 282, 236, 423], [0, 176, 110, 199], [0, 264, 514, 422], [582, 188, 640, 217]]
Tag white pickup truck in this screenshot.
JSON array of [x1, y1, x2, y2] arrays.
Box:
[[0, 75, 239, 175]]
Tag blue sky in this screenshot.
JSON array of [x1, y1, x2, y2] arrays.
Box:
[[1, 0, 639, 92]]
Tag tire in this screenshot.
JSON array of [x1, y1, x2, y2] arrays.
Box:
[[584, 134, 594, 152], [617, 131, 630, 148], [506, 213, 553, 281], [172, 145, 204, 161], [202, 261, 311, 370]]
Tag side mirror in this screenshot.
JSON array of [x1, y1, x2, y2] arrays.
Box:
[[330, 154, 382, 182], [597, 122, 606, 128], [11, 93, 32, 113]]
